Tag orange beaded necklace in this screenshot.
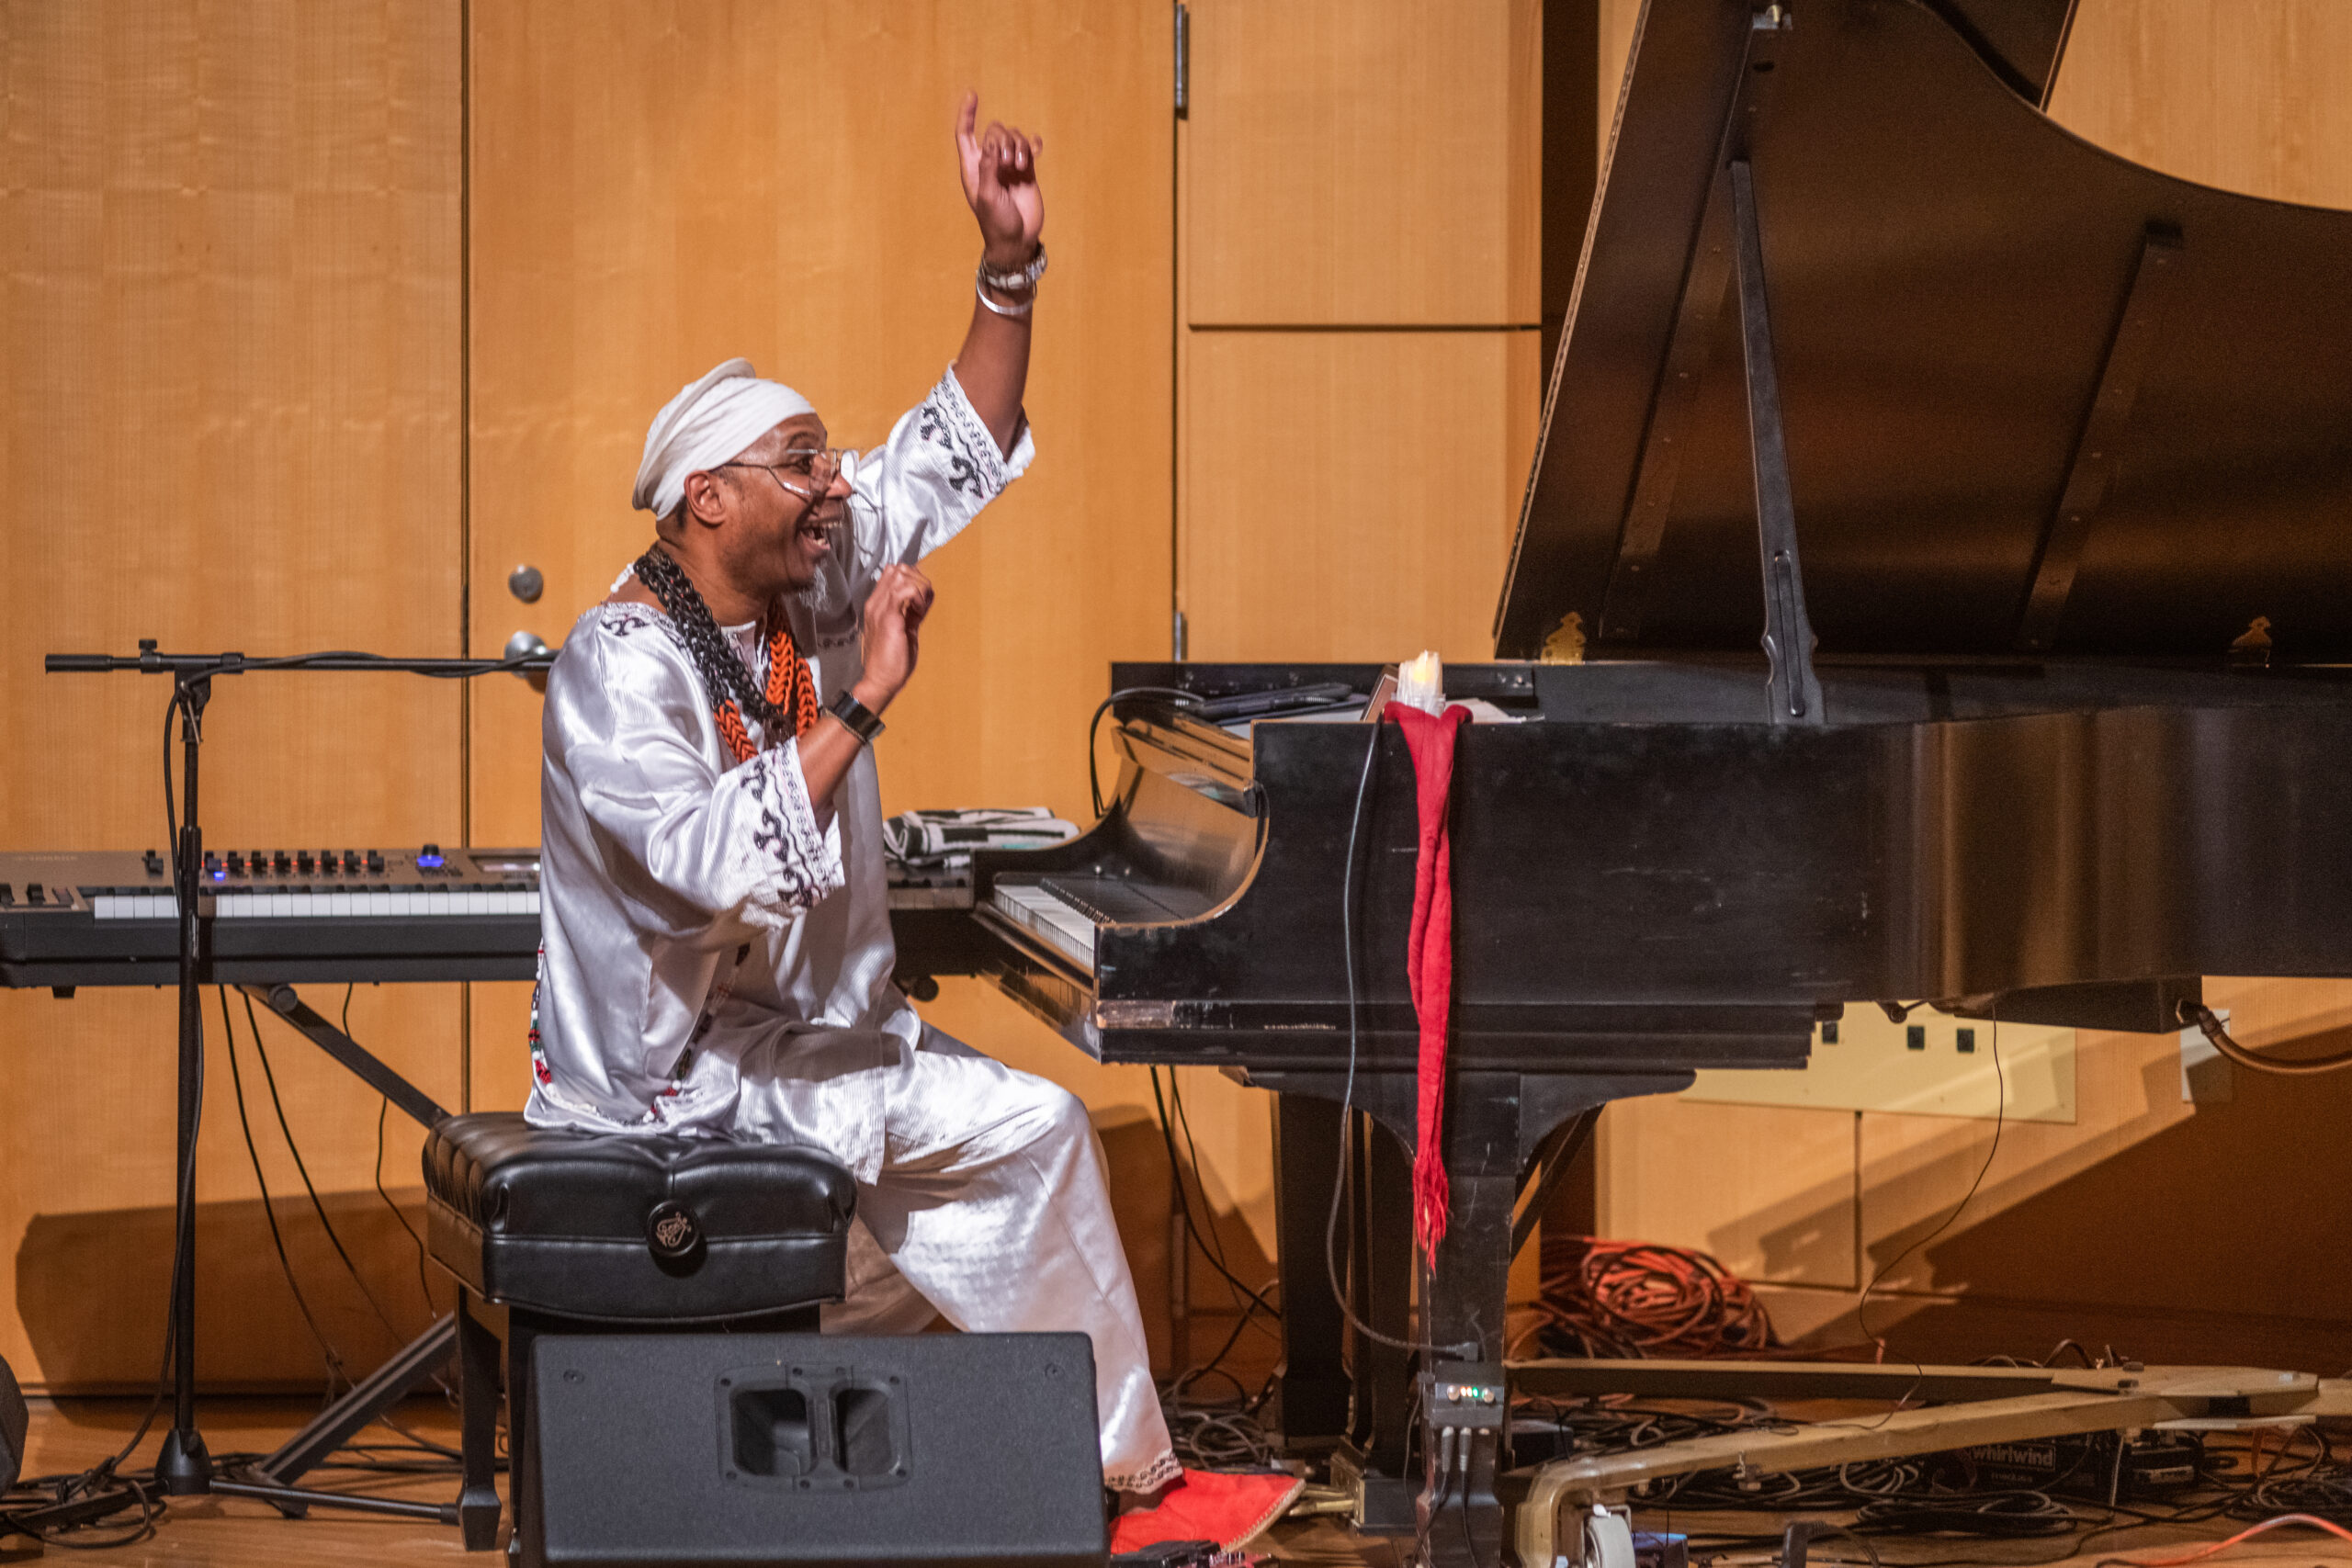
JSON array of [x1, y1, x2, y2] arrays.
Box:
[[714, 619, 820, 764]]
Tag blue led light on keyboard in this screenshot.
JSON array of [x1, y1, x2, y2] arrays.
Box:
[[416, 848, 445, 869]]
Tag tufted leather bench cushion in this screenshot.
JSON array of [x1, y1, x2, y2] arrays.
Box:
[[424, 1112, 855, 1323]]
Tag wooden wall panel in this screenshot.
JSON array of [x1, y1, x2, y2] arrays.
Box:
[[2044, 0, 2352, 209], [1181, 331, 1541, 662], [0, 0, 463, 1390], [1184, 0, 1542, 326], [1595, 1097, 1858, 1289]]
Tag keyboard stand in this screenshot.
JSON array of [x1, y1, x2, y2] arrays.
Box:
[[44, 642, 546, 1526]]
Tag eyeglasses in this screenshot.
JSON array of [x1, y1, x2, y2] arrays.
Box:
[[712, 448, 852, 503]]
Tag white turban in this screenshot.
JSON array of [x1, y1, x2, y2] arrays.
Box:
[[632, 357, 817, 519]]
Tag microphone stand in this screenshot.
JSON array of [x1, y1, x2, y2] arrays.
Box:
[[46, 639, 553, 1517]]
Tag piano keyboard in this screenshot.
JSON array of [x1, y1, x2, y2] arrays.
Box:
[[991, 883, 1100, 968], [989, 875, 1216, 971], [85, 887, 540, 919], [4, 845, 982, 991], [0, 846, 546, 987]]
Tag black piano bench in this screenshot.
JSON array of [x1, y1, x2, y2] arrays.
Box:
[[421, 1112, 856, 1556]]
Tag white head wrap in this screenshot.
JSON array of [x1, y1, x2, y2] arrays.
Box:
[[632, 357, 817, 519]]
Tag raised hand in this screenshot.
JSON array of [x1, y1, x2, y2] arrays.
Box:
[[852, 563, 936, 713], [955, 91, 1043, 268]]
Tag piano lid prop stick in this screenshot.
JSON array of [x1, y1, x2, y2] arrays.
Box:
[[1388, 697, 1470, 1259]]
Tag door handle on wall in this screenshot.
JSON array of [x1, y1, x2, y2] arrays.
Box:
[[508, 564, 544, 603]]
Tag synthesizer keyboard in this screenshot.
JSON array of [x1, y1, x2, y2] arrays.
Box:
[[0, 846, 997, 993], [0, 846, 542, 987]]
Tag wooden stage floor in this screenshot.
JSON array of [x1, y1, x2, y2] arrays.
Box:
[[10, 1397, 2349, 1568]]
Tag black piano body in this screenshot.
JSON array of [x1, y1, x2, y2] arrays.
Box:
[[971, 658, 2352, 1075], [923, 0, 2352, 1557]]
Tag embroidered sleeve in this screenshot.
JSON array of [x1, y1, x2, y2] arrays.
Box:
[[728, 740, 845, 931], [844, 365, 1035, 578], [548, 608, 843, 944]]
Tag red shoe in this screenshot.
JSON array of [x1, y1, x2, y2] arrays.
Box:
[[1110, 1468, 1306, 1556]]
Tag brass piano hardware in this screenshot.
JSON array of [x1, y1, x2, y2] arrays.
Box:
[[2228, 615, 2273, 669], [2016, 225, 2186, 653], [1539, 612, 1586, 664]]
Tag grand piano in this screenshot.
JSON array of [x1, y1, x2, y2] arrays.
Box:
[[899, 0, 2352, 1562]]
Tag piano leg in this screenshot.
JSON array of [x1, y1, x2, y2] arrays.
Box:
[[1344, 1110, 1419, 1527], [1270, 1093, 1349, 1445], [1250, 1067, 1693, 1567]]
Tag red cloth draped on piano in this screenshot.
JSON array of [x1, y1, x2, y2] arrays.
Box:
[[1386, 702, 1470, 1260]]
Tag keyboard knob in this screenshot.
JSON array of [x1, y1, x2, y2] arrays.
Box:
[[274, 852, 292, 873], [26, 884, 44, 905], [366, 850, 386, 874], [296, 852, 314, 874], [142, 849, 164, 875], [417, 843, 446, 870]]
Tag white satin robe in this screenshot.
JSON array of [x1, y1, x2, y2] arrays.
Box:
[[525, 367, 1177, 1492]]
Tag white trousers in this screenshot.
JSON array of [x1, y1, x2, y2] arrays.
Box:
[[792, 1024, 1178, 1493]]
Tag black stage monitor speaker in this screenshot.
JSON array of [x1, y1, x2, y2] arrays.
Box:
[[0, 1353, 24, 1495], [527, 1332, 1107, 1568]]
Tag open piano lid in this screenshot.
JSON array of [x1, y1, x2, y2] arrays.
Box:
[[1494, 0, 2352, 663]]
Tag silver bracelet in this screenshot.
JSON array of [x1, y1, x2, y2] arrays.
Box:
[[976, 277, 1034, 318], [978, 243, 1046, 293]]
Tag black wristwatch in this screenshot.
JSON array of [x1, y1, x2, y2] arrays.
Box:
[[828, 689, 886, 745]]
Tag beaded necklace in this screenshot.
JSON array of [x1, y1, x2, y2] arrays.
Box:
[[631, 547, 820, 763]]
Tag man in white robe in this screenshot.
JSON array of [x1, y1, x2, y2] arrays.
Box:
[[524, 96, 1177, 1495]]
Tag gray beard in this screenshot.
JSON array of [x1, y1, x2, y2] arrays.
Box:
[[794, 558, 848, 619]]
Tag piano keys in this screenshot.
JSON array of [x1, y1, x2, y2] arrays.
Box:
[[0, 847, 544, 987]]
